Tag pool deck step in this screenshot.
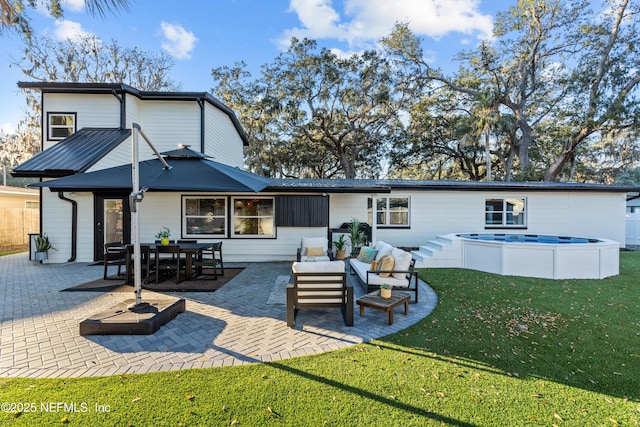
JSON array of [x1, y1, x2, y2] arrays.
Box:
[[411, 234, 462, 268]]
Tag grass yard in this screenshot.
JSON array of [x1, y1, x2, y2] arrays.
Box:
[[1, 253, 639, 426]]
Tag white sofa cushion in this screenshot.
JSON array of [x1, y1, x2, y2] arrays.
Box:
[[301, 237, 328, 254], [374, 241, 393, 260], [299, 237, 331, 262], [350, 257, 410, 288], [391, 247, 413, 279], [292, 261, 346, 303], [293, 260, 344, 274], [299, 255, 332, 262]]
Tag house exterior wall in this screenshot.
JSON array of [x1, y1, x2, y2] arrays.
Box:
[[124, 94, 143, 128], [133, 101, 201, 156], [42, 93, 245, 171], [0, 187, 39, 208], [42, 93, 120, 149], [329, 190, 626, 248], [203, 103, 244, 167], [41, 188, 626, 264]]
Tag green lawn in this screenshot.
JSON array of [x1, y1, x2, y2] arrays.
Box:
[[1, 253, 639, 426]]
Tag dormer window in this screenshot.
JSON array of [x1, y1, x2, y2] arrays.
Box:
[[47, 112, 76, 140]]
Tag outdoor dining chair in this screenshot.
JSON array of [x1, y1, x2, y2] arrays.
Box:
[[155, 244, 186, 284], [103, 242, 126, 279], [192, 241, 224, 279]]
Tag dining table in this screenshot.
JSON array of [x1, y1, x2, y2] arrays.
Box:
[[124, 241, 214, 284]]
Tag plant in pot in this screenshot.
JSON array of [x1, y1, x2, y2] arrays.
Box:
[[34, 233, 56, 262], [380, 283, 392, 299], [155, 227, 171, 245], [347, 217, 366, 257], [333, 234, 347, 260]]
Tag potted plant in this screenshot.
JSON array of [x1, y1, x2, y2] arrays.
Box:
[[333, 234, 347, 260], [380, 283, 392, 299], [347, 217, 366, 257], [34, 233, 56, 262], [155, 227, 171, 245]]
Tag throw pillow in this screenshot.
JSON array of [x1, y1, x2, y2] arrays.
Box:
[[357, 246, 378, 263], [370, 260, 378, 271], [378, 254, 395, 278], [306, 247, 325, 257], [391, 248, 413, 279]]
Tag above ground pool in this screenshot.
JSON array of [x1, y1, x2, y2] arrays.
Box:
[[457, 233, 602, 244], [451, 233, 619, 279]]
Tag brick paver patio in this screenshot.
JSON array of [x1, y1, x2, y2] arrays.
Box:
[[0, 252, 437, 378]]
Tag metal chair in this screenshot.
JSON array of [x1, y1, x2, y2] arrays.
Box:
[[192, 241, 224, 279], [103, 242, 126, 280], [155, 244, 185, 284]]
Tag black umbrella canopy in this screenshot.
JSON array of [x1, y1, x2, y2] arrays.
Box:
[[32, 148, 271, 193]]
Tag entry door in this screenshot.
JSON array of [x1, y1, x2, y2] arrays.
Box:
[[94, 194, 131, 261]]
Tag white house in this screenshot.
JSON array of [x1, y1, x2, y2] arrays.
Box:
[[12, 82, 636, 276]]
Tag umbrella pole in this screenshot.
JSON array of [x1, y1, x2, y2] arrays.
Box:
[[129, 124, 146, 310]]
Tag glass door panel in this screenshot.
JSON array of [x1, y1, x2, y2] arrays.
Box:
[[104, 199, 124, 244]]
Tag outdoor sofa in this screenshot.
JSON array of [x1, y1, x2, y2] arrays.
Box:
[[349, 241, 419, 302], [286, 260, 353, 327]]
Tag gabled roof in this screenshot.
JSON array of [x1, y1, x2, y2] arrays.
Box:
[[11, 128, 131, 178], [17, 81, 249, 146]]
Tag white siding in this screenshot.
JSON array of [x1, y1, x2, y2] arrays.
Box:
[[125, 94, 143, 128], [88, 140, 132, 171], [137, 102, 200, 155], [39, 187, 627, 264], [204, 103, 244, 167], [329, 194, 369, 228], [329, 190, 627, 248], [40, 190, 94, 263], [43, 94, 120, 149]]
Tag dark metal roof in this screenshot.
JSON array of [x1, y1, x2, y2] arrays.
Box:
[[17, 81, 249, 147], [267, 178, 392, 193], [266, 178, 637, 193], [11, 128, 131, 178], [161, 146, 210, 159], [31, 155, 271, 193]]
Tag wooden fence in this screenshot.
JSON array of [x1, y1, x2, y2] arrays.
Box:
[[0, 208, 39, 246]]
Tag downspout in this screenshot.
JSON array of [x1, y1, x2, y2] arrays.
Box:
[[198, 98, 205, 152], [112, 89, 125, 129], [58, 192, 77, 262]]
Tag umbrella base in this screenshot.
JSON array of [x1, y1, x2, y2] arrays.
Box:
[[79, 298, 186, 335]]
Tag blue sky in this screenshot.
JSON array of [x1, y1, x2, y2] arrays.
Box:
[[0, 0, 509, 135]]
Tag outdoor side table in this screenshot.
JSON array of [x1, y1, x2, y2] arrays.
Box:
[[356, 290, 411, 325]]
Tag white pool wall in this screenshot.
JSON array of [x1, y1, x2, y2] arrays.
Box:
[[458, 235, 620, 279]]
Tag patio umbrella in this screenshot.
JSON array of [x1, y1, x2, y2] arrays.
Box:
[[32, 146, 271, 193]]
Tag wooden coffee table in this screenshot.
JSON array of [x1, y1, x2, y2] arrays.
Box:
[[356, 290, 411, 325]]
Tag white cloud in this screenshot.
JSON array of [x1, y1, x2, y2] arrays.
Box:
[[160, 22, 198, 60], [62, 0, 86, 13], [279, 0, 493, 49], [53, 19, 93, 41]]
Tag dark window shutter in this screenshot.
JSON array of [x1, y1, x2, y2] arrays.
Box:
[[276, 196, 328, 227]]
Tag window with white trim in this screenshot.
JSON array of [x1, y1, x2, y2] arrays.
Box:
[[47, 112, 76, 140], [183, 196, 227, 237], [485, 198, 526, 227], [368, 196, 410, 227], [232, 197, 275, 237]]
